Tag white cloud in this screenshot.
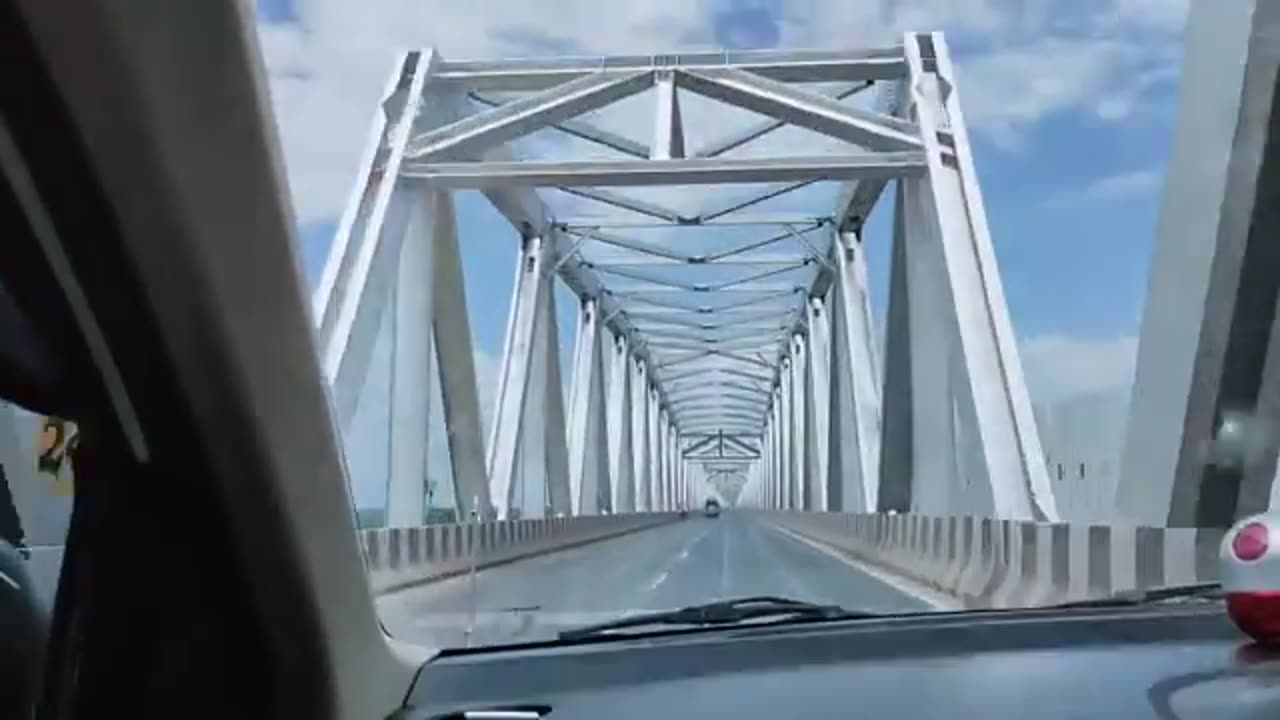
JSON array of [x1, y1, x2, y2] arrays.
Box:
[[1020, 333, 1138, 519], [1045, 168, 1163, 208], [258, 0, 722, 223], [1020, 333, 1136, 460], [473, 345, 500, 433], [1106, 0, 1189, 32], [1021, 333, 1137, 405]]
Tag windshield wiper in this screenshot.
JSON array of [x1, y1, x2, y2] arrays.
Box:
[[557, 595, 881, 641], [1048, 582, 1223, 609]]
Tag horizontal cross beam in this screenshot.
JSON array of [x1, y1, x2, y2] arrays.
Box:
[[404, 154, 927, 188], [432, 47, 907, 91]]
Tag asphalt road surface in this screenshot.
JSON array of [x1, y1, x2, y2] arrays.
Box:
[[378, 511, 933, 650]]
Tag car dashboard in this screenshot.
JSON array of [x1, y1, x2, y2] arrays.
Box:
[[394, 604, 1280, 720]]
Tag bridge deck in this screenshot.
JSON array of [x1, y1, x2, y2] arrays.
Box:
[[378, 514, 930, 648]]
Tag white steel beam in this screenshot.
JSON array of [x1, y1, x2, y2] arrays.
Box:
[[626, 310, 794, 329], [723, 435, 762, 456], [666, 413, 676, 510], [676, 68, 922, 152], [676, 407, 762, 422], [558, 187, 687, 223], [646, 385, 661, 510], [675, 415, 766, 429], [671, 407, 768, 423], [882, 178, 947, 513], [315, 52, 438, 427], [658, 409, 671, 509], [652, 70, 686, 160], [407, 107, 676, 420], [468, 91, 651, 158], [667, 385, 772, 401], [406, 153, 928, 188], [607, 335, 636, 511], [385, 189, 440, 528], [772, 392, 785, 508], [806, 296, 831, 511], [566, 298, 612, 514], [789, 335, 810, 509], [698, 180, 818, 222], [647, 339, 787, 355], [430, 191, 492, 518], [590, 254, 812, 268], [878, 197, 912, 511], [636, 325, 789, 343], [611, 284, 802, 296], [764, 417, 774, 507], [570, 228, 692, 261], [562, 214, 828, 229], [407, 70, 654, 160], [683, 435, 721, 455], [669, 425, 680, 509], [631, 358, 652, 510], [678, 456, 687, 509], [650, 405, 662, 510], [671, 374, 764, 389], [693, 81, 874, 158], [834, 178, 893, 235], [681, 426, 763, 436], [1119, 0, 1280, 526], [779, 359, 795, 509], [667, 391, 769, 406], [888, 33, 1056, 520], [487, 234, 549, 518], [433, 47, 908, 91], [681, 422, 763, 432], [719, 367, 775, 385], [703, 224, 825, 261], [829, 231, 882, 512], [537, 274, 572, 516]]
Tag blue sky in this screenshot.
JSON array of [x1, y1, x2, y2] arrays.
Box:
[[256, 0, 1183, 511]]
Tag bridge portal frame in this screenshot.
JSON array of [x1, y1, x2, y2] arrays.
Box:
[[311, 34, 1058, 522]]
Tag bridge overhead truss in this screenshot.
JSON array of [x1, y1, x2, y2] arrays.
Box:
[[312, 33, 1059, 523]]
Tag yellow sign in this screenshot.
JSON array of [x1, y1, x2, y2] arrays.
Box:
[[34, 417, 76, 497]]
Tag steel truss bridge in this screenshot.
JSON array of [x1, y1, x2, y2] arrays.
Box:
[[4, 0, 1278, 657], [317, 10, 1278, 538]]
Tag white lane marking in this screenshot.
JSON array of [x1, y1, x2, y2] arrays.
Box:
[[752, 519, 826, 602], [645, 525, 712, 595], [0, 570, 19, 590], [685, 526, 712, 555], [719, 519, 731, 596], [768, 524, 960, 610]]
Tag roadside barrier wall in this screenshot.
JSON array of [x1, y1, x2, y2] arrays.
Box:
[[763, 511, 1223, 607]]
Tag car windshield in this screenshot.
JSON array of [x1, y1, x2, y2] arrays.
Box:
[[12, 0, 1276, 656], [249, 0, 1280, 650]]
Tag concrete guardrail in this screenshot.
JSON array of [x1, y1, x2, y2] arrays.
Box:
[[361, 512, 682, 594], [763, 511, 1224, 608]]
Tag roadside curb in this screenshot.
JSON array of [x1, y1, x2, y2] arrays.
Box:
[[767, 522, 964, 610], [375, 516, 683, 596]]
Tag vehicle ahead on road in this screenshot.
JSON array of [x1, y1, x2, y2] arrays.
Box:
[[704, 499, 722, 518]]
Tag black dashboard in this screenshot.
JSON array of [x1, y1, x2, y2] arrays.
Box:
[[395, 604, 1280, 720]]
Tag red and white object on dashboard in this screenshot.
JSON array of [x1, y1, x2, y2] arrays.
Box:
[[1220, 513, 1280, 645]]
